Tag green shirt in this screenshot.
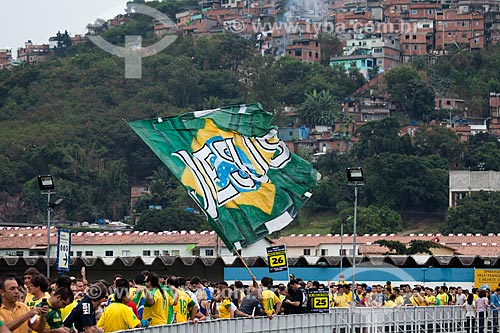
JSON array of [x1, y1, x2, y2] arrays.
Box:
[[38, 301, 63, 329]]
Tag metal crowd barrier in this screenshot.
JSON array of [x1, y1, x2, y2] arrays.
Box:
[[118, 306, 499, 333]]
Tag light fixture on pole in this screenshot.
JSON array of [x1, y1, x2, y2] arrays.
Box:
[[37, 175, 64, 279], [346, 167, 364, 308]]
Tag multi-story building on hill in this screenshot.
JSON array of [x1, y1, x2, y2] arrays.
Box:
[[17, 41, 51, 64], [435, 9, 484, 50], [0, 49, 12, 70]]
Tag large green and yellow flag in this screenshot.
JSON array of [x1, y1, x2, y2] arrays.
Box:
[[128, 103, 318, 251]]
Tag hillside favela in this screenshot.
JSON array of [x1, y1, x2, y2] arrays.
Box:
[[3, 0, 500, 332]]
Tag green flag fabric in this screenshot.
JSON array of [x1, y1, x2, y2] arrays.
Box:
[[128, 103, 318, 251]]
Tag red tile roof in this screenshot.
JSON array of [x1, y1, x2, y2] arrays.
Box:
[[1, 228, 499, 256]]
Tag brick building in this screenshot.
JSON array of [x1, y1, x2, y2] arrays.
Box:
[[0, 49, 12, 69], [17, 41, 51, 64], [435, 10, 485, 50]]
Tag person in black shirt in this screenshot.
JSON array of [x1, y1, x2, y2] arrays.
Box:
[[63, 282, 108, 333], [283, 279, 305, 314], [236, 286, 267, 318]]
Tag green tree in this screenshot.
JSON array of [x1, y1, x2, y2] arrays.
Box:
[[134, 167, 182, 213], [413, 127, 465, 164], [333, 205, 402, 234], [464, 142, 500, 171], [318, 33, 342, 66], [384, 66, 435, 121], [364, 153, 449, 212], [373, 240, 408, 254], [374, 239, 439, 255], [298, 90, 342, 127], [443, 191, 500, 234], [353, 117, 414, 160], [134, 208, 205, 232]]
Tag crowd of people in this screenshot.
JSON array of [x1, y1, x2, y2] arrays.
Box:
[[0, 268, 499, 333]]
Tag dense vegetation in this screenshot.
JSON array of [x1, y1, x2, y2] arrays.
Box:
[[1, 0, 500, 234], [0, 1, 364, 226]]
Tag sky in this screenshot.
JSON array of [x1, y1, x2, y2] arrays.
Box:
[[0, 0, 130, 56]]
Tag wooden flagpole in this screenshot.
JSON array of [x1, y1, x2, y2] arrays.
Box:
[[233, 249, 258, 287]]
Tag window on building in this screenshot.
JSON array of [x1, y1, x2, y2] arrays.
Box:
[[69, 251, 73, 256], [405, 44, 409, 50], [77, 251, 83, 257], [423, 24, 430, 28], [308, 51, 312, 57], [321, 249, 328, 256], [163, 250, 170, 256], [462, 20, 467, 27], [303, 249, 311, 255], [295, 50, 302, 57], [315, 52, 318, 59], [405, 35, 410, 40], [339, 249, 346, 256], [462, 33, 467, 38], [205, 249, 214, 256], [414, 45, 419, 50], [192, 249, 200, 256], [154, 250, 160, 256], [373, 48, 382, 53], [105, 250, 114, 257], [474, 38, 480, 44], [16, 251, 24, 257], [412, 35, 417, 40], [143, 250, 151, 256], [411, 9, 417, 15], [84, 251, 93, 256], [122, 250, 130, 256], [428, 9, 433, 15], [171, 250, 180, 256]]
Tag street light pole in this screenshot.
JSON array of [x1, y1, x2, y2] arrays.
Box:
[[352, 183, 358, 308], [346, 167, 364, 308], [46, 191, 51, 278], [340, 220, 344, 276], [37, 175, 63, 279]]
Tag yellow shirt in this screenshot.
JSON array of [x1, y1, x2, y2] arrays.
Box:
[[25, 293, 50, 310], [333, 294, 350, 307], [60, 299, 78, 321], [437, 293, 448, 305], [425, 295, 437, 306], [218, 299, 232, 319], [143, 288, 173, 326], [0, 302, 31, 333], [384, 300, 397, 308], [174, 290, 195, 323], [262, 289, 280, 315], [411, 295, 425, 306], [97, 302, 140, 333], [395, 295, 404, 307]]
